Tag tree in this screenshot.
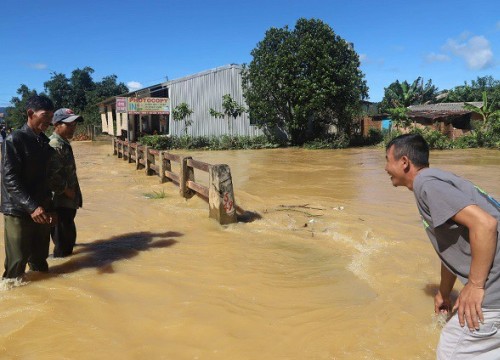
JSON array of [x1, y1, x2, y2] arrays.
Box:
[[68, 67, 95, 113], [209, 94, 246, 135], [464, 91, 500, 131], [387, 107, 411, 129], [6, 85, 41, 129], [379, 77, 438, 112], [6, 68, 127, 134], [44, 69, 128, 127], [172, 102, 194, 135], [443, 76, 500, 104], [242, 18, 368, 145], [81, 75, 128, 127], [43, 72, 71, 109]]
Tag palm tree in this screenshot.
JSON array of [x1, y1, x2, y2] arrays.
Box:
[[380, 77, 439, 111], [464, 91, 499, 122]]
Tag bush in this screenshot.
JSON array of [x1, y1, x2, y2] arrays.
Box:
[[139, 135, 172, 150], [138, 134, 281, 150], [304, 134, 350, 149]]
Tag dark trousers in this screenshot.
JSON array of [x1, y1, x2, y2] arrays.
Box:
[[3, 215, 50, 278], [51, 208, 77, 257]]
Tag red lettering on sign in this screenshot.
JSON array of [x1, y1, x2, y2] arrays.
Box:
[[223, 192, 233, 213]]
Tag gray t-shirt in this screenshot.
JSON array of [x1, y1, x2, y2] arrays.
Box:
[[413, 168, 500, 308]]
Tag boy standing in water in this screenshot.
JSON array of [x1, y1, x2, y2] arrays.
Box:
[[48, 108, 83, 257], [385, 134, 500, 359], [1, 95, 55, 278]]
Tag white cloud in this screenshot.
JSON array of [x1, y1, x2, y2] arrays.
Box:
[[127, 81, 143, 91], [358, 54, 385, 67], [29, 63, 48, 70], [443, 35, 494, 70], [425, 52, 451, 63]]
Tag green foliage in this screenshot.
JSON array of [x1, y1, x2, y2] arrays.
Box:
[[242, 18, 368, 146], [367, 128, 384, 144], [5, 85, 41, 129], [387, 107, 411, 128], [139, 134, 280, 150], [383, 122, 500, 150], [138, 135, 172, 149], [443, 76, 500, 104], [379, 77, 438, 112], [303, 134, 350, 149], [143, 189, 167, 199], [172, 102, 194, 135], [209, 108, 224, 119], [209, 94, 246, 134], [6, 67, 128, 130], [463, 91, 500, 123]]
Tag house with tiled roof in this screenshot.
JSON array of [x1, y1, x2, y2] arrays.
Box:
[[406, 102, 483, 139], [373, 102, 484, 139]]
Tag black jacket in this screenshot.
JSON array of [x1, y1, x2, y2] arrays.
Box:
[[1, 124, 54, 217]]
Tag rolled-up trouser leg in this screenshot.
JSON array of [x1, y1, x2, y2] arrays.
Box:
[[3, 214, 52, 276], [51, 208, 77, 257], [27, 220, 50, 272]]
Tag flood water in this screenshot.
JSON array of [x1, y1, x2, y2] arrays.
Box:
[[0, 141, 499, 359]]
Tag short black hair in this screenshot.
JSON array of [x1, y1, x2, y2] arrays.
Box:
[[386, 134, 429, 167], [25, 95, 54, 112]]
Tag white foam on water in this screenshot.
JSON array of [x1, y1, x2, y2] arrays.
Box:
[[326, 227, 391, 284], [0, 277, 29, 291], [432, 312, 449, 330]]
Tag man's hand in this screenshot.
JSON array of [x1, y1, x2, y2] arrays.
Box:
[[450, 205, 497, 331], [30, 206, 50, 224], [452, 283, 485, 330], [434, 290, 452, 315]]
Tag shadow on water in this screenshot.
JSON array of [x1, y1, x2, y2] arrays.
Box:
[[423, 283, 459, 304], [236, 209, 262, 223], [195, 193, 262, 223], [26, 231, 182, 281]]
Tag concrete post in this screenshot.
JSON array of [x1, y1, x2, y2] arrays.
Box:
[[112, 137, 117, 155], [117, 139, 122, 158], [158, 151, 166, 183], [165, 157, 172, 183], [180, 156, 195, 199], [123, 142, 128, 161], [128, 143, 133, 163], [144, 146, 152, 176], [209, 164, 237, 225], [135, 146, 141, 170]]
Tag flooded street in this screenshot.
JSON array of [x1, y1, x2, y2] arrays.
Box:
[[0, 141, 499, 359]]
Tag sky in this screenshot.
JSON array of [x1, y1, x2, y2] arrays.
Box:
[[0, 0, 499, 108]]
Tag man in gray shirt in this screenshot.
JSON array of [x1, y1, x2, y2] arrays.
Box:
[[385, 134, 500, 359]]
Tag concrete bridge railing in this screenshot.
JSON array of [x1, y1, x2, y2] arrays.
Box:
[[112, 138, 238, 225]]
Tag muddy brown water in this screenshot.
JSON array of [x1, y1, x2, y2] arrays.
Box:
[[0, 141, 498, 359]]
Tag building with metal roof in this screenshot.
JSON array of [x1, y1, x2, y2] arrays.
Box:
[[99, 64, 264, 141]]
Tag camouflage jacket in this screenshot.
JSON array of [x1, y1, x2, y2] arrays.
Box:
[[48, 133, 82, 209]]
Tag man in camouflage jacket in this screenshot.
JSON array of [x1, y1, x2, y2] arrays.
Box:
[[48, 108, 83, 257]]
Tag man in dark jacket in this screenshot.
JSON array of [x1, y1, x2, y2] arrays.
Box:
[[1, 95, 55, 278]]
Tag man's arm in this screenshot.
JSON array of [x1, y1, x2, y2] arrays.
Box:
[[435, 263, 456, 314], [451, 204, 498, 330]]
